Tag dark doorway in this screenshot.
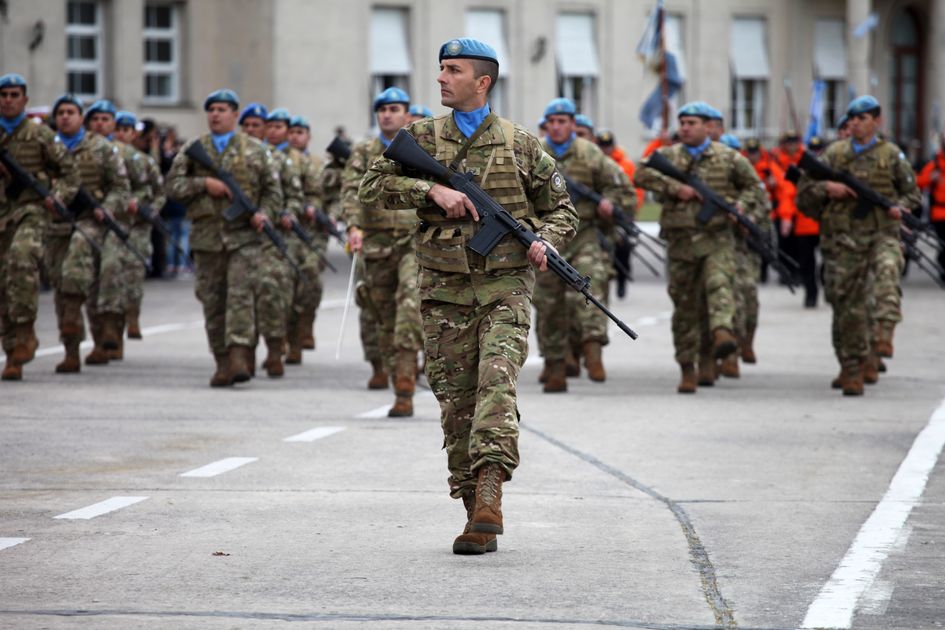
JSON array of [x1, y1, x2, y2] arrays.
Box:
[[889, 6, 924, 151]]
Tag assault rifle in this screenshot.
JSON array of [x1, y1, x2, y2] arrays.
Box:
[[138, 203, 191, 263], [284, 212, 337, 273], [644, 151, 799, 291], [310, 206, 346, 246], [72, 188, 151, 268], [0, 148, 101, 253], [901, 227, 945, 290], [384, 129, 638, 340]]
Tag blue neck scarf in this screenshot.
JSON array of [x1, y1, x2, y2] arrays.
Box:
[[58, 127, 86, 152], [212, 131, 235, 154], [378, 132, 393, 148], [0, 111, 26, 135], [546, 132, 576, 158], [274, 141, 289, 152], [851, 136, 878, 154], [453, 103, 491, 138], [685, 137, 712, 158]]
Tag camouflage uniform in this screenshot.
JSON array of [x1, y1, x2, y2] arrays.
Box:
[[0, 117, 78, 362], [635, 141, 764, 366], [796, 138, 920, 371], [165, 132, 282, 358], [359, 113, 577, 497]]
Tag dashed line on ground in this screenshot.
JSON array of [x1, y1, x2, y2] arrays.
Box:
[[282, 426, 346, 442], [53, 496, 149, 520], [179, 457, 258, 478], [0, 538, 30, 551]]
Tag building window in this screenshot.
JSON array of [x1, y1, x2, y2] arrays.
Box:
[[143, 3, 181, 104], [369, 7, 411, 127], [730, 18, 770, 134], [465, 9, 509, 116], [555, 13, 599, 119], [66, 0, 104, 100], [814, 19, 847, 129]]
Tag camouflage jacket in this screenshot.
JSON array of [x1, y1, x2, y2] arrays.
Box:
[[359, 113, 577, 306], [0, 116, 79, 226], [317, 158, 344, 220], [165, 131, 282, 253], [116, 141, 165, 227], [341, 136, 418, 235], [796, 138, 921, 240], [56, 133, 130, 238]]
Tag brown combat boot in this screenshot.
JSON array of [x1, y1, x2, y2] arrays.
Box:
[[538, 359, 550, 384], [56, 335, 81, 373], [863, 354, 880, 385], [2, 357, 22, 381], [209, 352, 231, 387], [453, 494, 498, 555], [285, 322, 303, 365], [367, 358, 388, 390], [565, 348, 580, 378], [60, 295, 84, 337], [874, 322, 895, 358], [582, 341, 606, 382], [543, 359, 567, 393], [831, 370, 843, 389], [263, 337, 285, 377], [697, 354, 716, 387], [840, 360, 864, 396], [300, 310, 316, 350], [878, 358, 887, 373], [227, 345, 252, 384], [470, 463, 506, 535], [107, 333, 124, 361], [387, 395, 414, 417], [393, 350, 417, 397], [101, 313, 122, 351], [712, 327, 738, 360], [719, 354, 740, 378], [10, 323, 39, 366], [85, 344, 110, 365], [126, 307, 142, 339], [677, 362, 697, 394], [741, 326, 757, 364]]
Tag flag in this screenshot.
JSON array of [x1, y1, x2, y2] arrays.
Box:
[[804, 80, 826, 143], [852, 13, 879, 38], [638, 51, 684, 128], [635, 0, 664, 64]]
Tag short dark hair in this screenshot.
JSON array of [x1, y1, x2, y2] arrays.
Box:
[[471, 59, 499, 95]]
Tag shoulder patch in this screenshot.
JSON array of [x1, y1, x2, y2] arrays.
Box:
[[550, 171, 566, 193]]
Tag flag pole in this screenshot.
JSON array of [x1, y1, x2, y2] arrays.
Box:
[[659, 4, 669, 132]]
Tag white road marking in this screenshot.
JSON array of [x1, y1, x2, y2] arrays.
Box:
[[13, 320, 205, 360], [53, 496, 149, 520], [283, 426, 346, 443], [179, 457, 258, 478], [0, 538, 30, 551], [357, 391, 435, 418], [802, 396, 945, 628]]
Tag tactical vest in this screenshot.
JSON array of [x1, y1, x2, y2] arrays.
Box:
[[415, 115, 534, 273], [547, 138, 597, 221], [1, 119, 47, 204], [360, 138, 418, 231], [830, 140, 900, 233], [68, 135, 109, 221], [186, 134, 256, 226], [658, 142, 737, 232]]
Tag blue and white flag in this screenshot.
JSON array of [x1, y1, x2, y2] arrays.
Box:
[[852, 13, 879, 38], [635, 0, 664, 64], [639, 51, 684, 128], [805, 80, 826, 144]]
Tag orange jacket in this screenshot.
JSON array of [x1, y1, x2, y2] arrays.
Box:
[[916, 152, 945, 222], [643, 137, 672, 158], [608, 146, 645, 208], [767, 146, 820, 236]]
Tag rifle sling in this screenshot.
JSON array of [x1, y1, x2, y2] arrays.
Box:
[[448, 112, 498, 172]]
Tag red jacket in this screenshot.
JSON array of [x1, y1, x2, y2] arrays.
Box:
[[768, 146, 820, 236], [917, 152, 945, 222]]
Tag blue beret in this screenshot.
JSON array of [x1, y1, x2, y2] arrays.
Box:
[[575, 114, 594, 129], [239, 103, 268, 124], [86, 99, 117, 118], [52, 93, 84, 116], [115, 111, 137, 128], [438, 38, 499, 67], [706, 105, 724, 121], [204, 89, 240, 111], [289, 115, 310, 129], [678, 101, 714, 120], [719, 133, 741, 150], [373, 87, 410, 111], [847, 95, 880, 116], [837, 114, 850, 129], [0, 73, 27, 90], [408, 104, 434, 118], [544, 98, 576, 118], [266, 107, 291, 123]]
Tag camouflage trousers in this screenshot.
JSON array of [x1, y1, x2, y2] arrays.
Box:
[[98, 223, 152, 315], [52, 218, 107, 341], [363, 239, 422, 372], [822, 230, 903, 362], [255, 243, 292, 341], [0, 207, 46, 353], [533, 234, 610, 360], [422, 291, 531, 498], [193, 245, 260, 355], [733, 244, 761, 340], [666, 239, 737, 364], [355, 254, 381, 363], [286, 236, 324, 341]]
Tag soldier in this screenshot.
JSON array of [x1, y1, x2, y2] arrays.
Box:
[[407, 105, 434, 124], [535, 97, 635, 392], [239, 103, 268, 141], [574, 114, 595, 141], [165, 89, 283, 387], [360, 38, 577, 555], [796, 95, 921, 396], [636, 101, 764, 394], [706, 107, 725, 142], [0, 74, 78, 380], [48, 95, 129, 372], [342, 87, 422, 417]]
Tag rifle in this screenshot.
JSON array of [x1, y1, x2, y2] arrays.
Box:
[[901, 227, 945, 289], [644, 151, 799, 291], [72, 187, 151, 268], [0, 148, 101, 254], [383, 129, 638, 340], [311, 206, 346, 245], [326, 137, 351, 162], [183, 140, 308, 284], [284, 212, 337, 273], [596, 229, 632, 280], [138, 203, 191, 263]]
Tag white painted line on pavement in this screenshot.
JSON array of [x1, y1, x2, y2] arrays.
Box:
[[283, 426, 346, 443], [179, 457, 258, 478], [13, 320, 205, 361], [802, 396, 945, 629], [53, 496, 149, 520], [0, 538, 30, 551], [357, 391, 434, 418]]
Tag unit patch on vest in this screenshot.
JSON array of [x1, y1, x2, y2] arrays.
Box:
[[551, 171, 565, 193]]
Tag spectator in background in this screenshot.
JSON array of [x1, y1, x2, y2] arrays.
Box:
[[158, 125, 190, 277]]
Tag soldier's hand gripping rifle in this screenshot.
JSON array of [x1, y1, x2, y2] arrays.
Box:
[[384, 129, 638, 340], [138, 203, 191, 263], [285, 210, 337, 273], [183, 141, 308, 285], [311, 206, 346, 246], [0, 148, 101, 254], [72, 187, 151, 269], [645, 151, 799, 292]]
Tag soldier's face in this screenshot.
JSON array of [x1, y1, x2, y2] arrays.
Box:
[[850, 112, 880, 142], [241, 117, 265, 140], [207, 103, 238, 135], [706, 120, 723, 141], [437, 59, 482, 110], [115, 126, 137, 144], [576, 126, 594, 141], [55, 104, 83, 136], [545, 114, 575, 144], [266, 121, 289, 146], [288, 127, 309, 150], [0, 86, 28, 118], [376, 104, 408, 136], [87, 112, 115, 137], [678, 116, 708, 146]]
